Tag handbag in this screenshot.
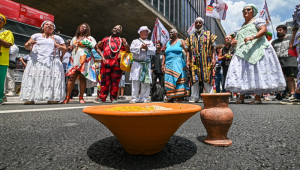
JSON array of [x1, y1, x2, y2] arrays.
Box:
[[119, 51, 133, 72], [9, 60, 17, 69], [288, 47, 298, 57]]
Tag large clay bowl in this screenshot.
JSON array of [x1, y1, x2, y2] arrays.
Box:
[[83, 103, 201, 155]]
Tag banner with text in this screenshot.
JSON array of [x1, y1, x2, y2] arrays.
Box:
[[205, 0, 228, 20]]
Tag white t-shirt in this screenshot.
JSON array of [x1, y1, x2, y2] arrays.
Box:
[[22, 54, 30, 61], [9, 44, 19, 62], [62, 51, 71, 65]]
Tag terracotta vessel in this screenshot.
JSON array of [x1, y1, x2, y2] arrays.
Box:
[[83, 103, 201, 155], [200, 93, 233, 147]]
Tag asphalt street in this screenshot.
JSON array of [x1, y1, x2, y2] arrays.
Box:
[[0, 100, 299, 170]]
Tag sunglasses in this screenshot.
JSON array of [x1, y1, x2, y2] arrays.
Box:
[[242, 8, 252, 13]]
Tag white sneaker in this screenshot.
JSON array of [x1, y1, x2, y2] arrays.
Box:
[[189, 98, 198, 103], [6, 91, 15, 97], [83, 93, 87, 97], [288, 95, 295, 101]]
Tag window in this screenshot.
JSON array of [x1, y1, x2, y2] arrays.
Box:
[[170, 0, 174, 23], [153, 0, 158, 9], [175, 0, 178, 27], [159, 0, 164, 14], [165, 0, 170, 19]]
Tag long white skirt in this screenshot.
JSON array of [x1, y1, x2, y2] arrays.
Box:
[[225, 45, 286, 95], [20, 58, 66, 101]]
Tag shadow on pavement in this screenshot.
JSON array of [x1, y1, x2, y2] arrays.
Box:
[[196, 135, 206, 144], [87, 135, 197, 170]]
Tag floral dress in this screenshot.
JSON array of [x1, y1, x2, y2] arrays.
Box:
[[66, 36, 97, 83], [292, 5, 300, 89]]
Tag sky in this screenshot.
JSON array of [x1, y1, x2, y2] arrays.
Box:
[[220, 0, 299, 36]]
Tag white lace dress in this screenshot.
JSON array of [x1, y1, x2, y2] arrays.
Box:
[[20, 33, 66, 101], [225, 18, 286, 95]]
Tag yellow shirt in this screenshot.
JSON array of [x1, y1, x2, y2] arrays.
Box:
[[0, 28, 14, 66]]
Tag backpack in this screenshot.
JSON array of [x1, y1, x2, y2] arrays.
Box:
[[151, 83, 164, 101]]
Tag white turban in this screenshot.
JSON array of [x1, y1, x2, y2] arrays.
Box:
[[195, 17, 204, 24], [41, 21, 56, 30]]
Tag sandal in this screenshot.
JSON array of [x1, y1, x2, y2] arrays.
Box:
[[79, 97, 86, 104], [235, 99, 244, 104], [61, 96, 70, 104], [249, 100, 262, 104]]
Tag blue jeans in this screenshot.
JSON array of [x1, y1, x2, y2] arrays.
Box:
[[215, 73, 223, 93]]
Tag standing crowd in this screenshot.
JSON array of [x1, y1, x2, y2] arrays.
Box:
[[0, 3, 300, 105]]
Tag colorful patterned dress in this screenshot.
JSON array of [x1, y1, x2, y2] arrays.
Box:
[[292, 4, 300, 89], [165, 40, 188, 99], [185, 31, 217, 86], [66, 36, 97, 83]]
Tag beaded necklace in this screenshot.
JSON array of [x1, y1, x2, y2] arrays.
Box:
[[109, 36, 122, 53]]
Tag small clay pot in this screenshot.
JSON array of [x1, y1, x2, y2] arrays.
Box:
[[200, 93, 233, 147], [83, 103, 202, 155]]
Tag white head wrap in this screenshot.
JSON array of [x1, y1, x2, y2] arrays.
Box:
[[138, 26, 151, 34], [41, 21, 56, 30], [195, 17, 204, 24]]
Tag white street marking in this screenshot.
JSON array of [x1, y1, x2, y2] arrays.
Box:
[[0, 106, 89, 114]]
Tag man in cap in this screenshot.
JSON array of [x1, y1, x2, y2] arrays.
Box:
[[0, 13, 14, 105], [185, 17, 217, 103], [94, 25, 130, 103], [129, 26, 156, 103]]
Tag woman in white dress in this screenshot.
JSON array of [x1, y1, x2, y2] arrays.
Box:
[[63, 23, 97, 104], [225, 4, 286, 104], [21, 21, 67, 104]]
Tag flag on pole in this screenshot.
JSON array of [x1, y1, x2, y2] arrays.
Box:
[[259, 0, 271, 26], [205, 0, 228, 20], [151, 18, 170, 48], [187, 21, 196, 35]]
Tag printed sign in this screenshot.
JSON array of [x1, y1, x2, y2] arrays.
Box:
[[0, 0, 20, 20], [0, 0, 54, 27], [18, 4, 54, 27]]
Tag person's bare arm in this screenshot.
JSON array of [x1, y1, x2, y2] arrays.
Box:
[[94, 41, 106, 62], [244, 25, 267, 43], [290, 28, 298, 49], [121, 38, 130, 53], [211, 46, 216, 66], [24, 38, 37, 50], [20, 57, 27, 67], [181, 40, 190, 70], [56, 44, 67, 55], [0, 38, 12, 48], [162, 52, 166, 74]]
